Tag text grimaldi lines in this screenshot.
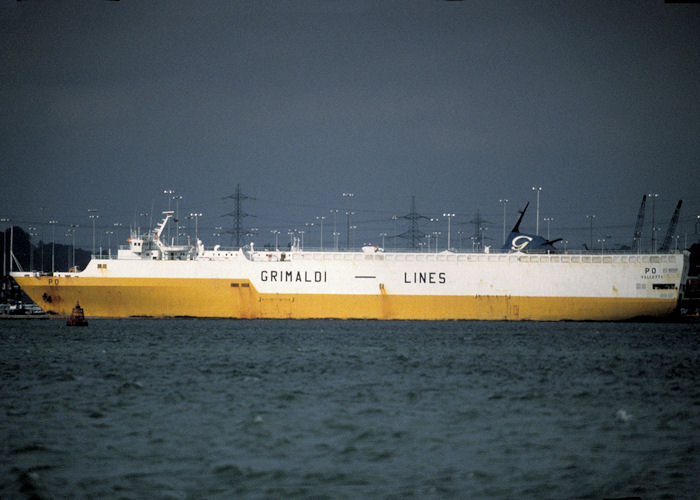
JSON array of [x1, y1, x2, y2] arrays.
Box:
[[259, 269, 448, 285]]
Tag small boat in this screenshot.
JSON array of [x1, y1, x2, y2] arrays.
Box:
[[66, 302, 88, 326]]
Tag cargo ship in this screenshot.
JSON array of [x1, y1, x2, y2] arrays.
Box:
[[11, 211, 689, 321]]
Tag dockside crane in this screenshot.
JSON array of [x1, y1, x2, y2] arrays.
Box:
[[632, 194, 646, 252], [659, 200, 683, 252]]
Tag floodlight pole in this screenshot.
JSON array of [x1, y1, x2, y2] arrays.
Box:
[[49, 220, 57, 273], [500, 199, 508, 245], [531, 186, 541, 235], [443, 213, 455, 251]]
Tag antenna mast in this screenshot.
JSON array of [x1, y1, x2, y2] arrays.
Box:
[[469, 210, 492, 251], [399, 196, 429, 249], [223, 184, 255, 248]]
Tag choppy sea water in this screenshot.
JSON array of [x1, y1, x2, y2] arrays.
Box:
[[1, 319, 699, 499]]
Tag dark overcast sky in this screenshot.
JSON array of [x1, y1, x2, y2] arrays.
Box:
[[1, 0, 698, 251]]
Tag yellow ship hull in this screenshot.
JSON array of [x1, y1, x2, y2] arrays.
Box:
[[14, 275, 678, 321]]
